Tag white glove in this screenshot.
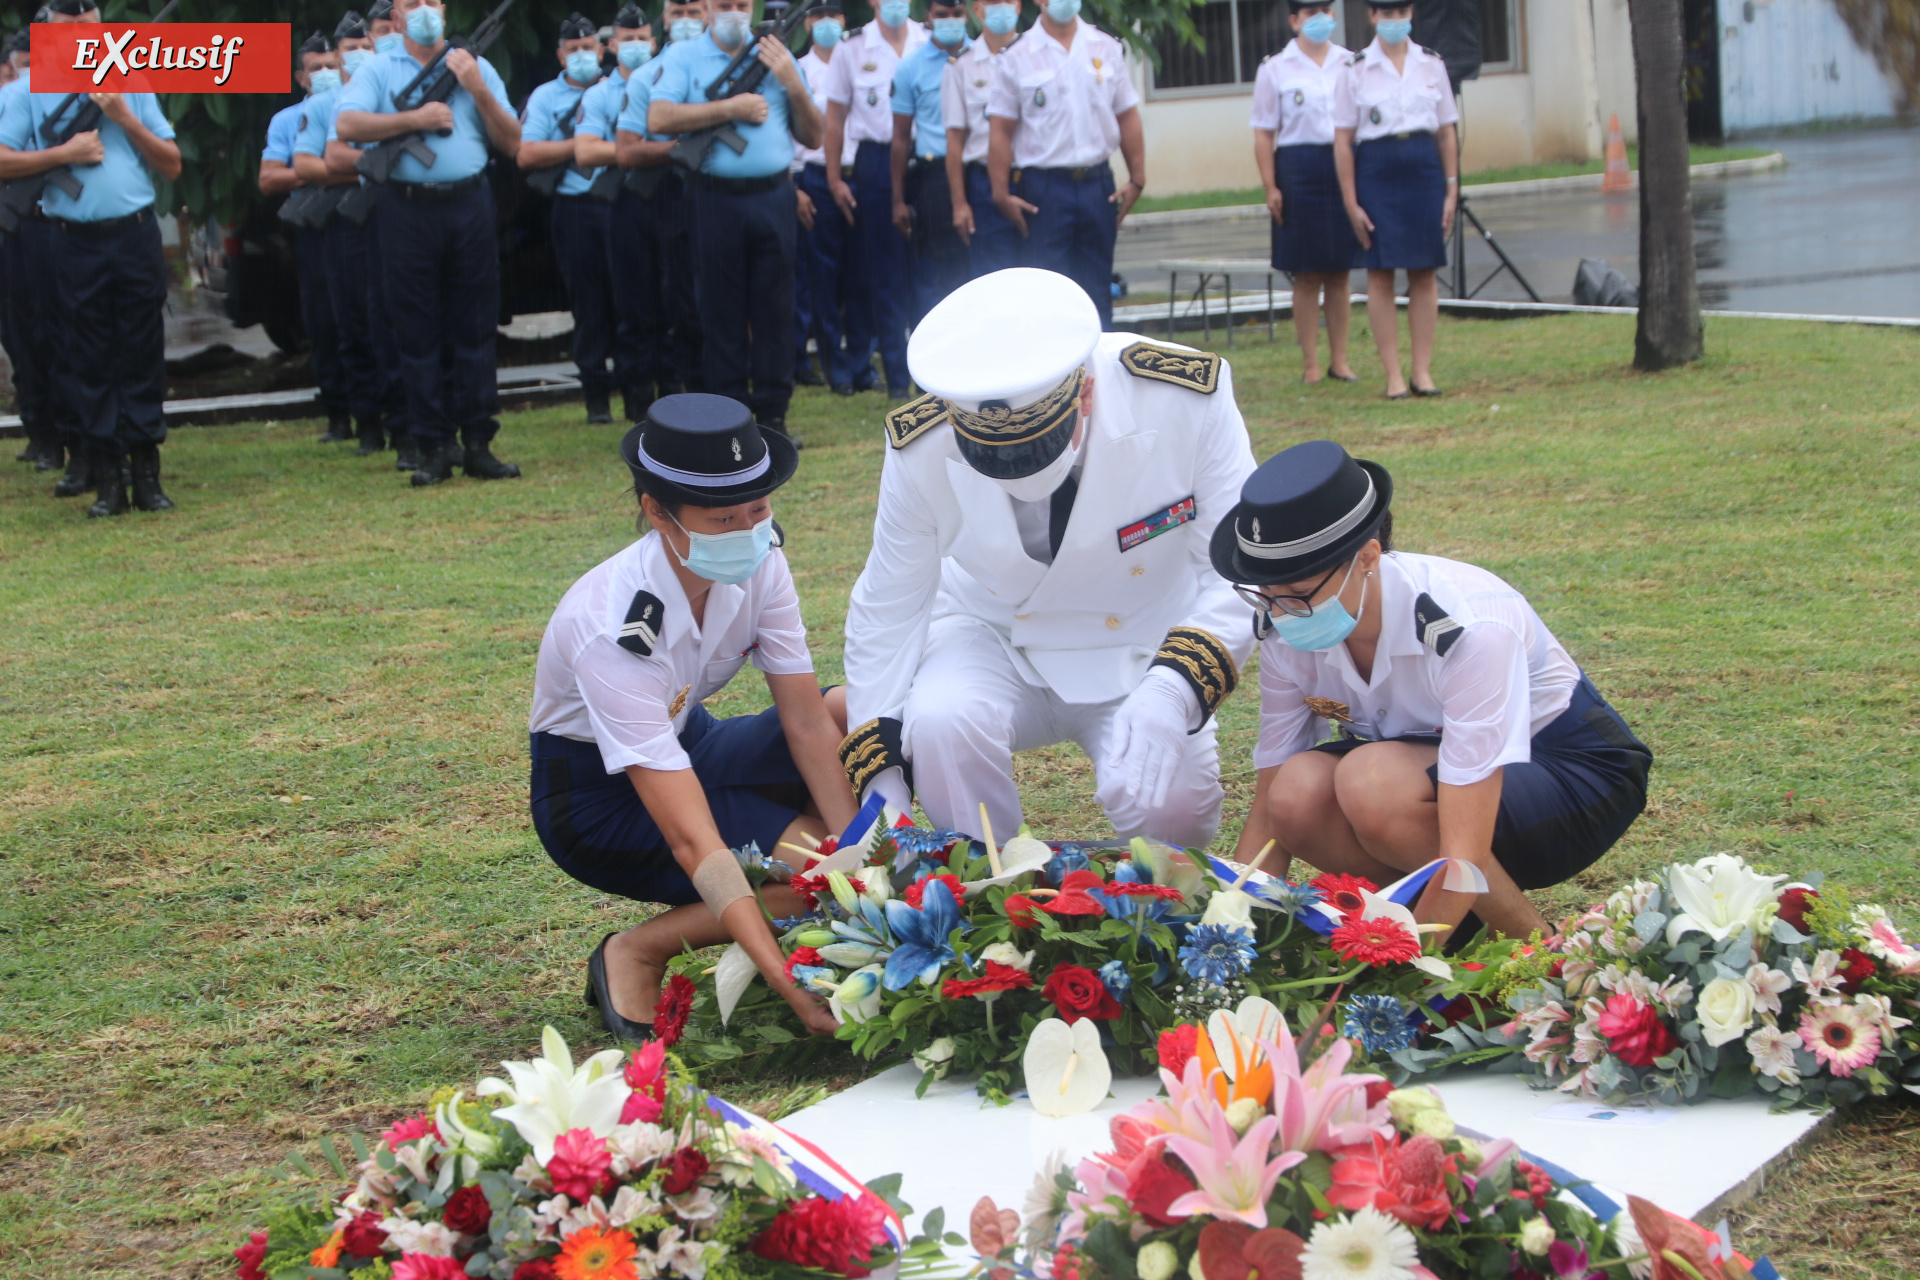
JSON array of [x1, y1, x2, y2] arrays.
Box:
[[1104, 667, 1198, 813], [861, 765, 914, 819]]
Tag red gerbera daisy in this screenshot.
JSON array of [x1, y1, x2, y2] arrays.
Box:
[[1330, 915, 1420, 967], [784, 947, 825, 980], [655, 973, 696, 1047], [941, 960, 1034, 1000], [1102, 882, 1184, 901], [1310, 872, 1379, 918], [904, 873, 965, 909], [790, 874, 833, 910]]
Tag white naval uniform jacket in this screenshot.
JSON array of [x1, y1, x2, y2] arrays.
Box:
[[844, 333, 1257, 729]]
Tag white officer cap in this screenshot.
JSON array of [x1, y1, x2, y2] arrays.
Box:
[[908, 268, 1101, 479]]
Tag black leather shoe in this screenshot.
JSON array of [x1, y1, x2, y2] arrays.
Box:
[[409, 441, 460, 487], [13, 444, 31, 463], [129, 443, 174, 512], [586, 933, 656, 1044], [87, 452, 129, 518], [585, 395, 613, 425], [355, 420, 386, 456], [795, 365, 826, 387], [34, 443, 64, 472], [53, 450, 92, 498], [393, 434, 421, 473], [831, 383, 856, 397], [462, 445, 521, 480], [319, 408, 354, 443], [622, 392, 652, 425]]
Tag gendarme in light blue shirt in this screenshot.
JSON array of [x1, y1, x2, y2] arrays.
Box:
[[650, 31, 797, 180], [263, 100, 304, 165], [893, 36, 967, 160], [296, 86, 341, 158], [617, 54, 674, 143], [579, 63, 636, 141], [334, 46, 510, 184], [0, 71, 33, 136], [0, 91, 175, 222], [520, 72, 599, 196]]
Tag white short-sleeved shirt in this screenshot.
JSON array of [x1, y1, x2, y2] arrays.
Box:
[[1248, 39, 1345, 147], [794, 48, 858, 169], [1332, 39, 1459, 142], [530, 533, 816, 774], [823, 21, 927, 147], [1253, 552, 1579, 786], [986, 18, 1138, 169], [941, 35, 1013, 165]]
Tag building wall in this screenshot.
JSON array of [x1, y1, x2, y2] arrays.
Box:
[[1716, 0, 1895, 132]]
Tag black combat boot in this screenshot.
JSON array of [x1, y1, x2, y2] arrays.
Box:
[[34, 441, 64, 472], [319, 407, 353, 443], [409, 440, 461, 487], [462, 443, 522, 480], [86, 448, 129, 518], [393, 432, 421, 473], [621, 389, 651, 425], [53, 446, 92, 498], [129, 443, 175, 512], [759, 416, 802, 449], [355, 419, 387, 456], [584, 394, 612, 425]]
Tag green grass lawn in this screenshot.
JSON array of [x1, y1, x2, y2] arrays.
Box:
[[1130, 144, 1772, 215], [2, 312, 1917, 1277]]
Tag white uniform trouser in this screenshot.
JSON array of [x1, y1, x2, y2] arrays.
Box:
[[901, 616, 1223, 848]]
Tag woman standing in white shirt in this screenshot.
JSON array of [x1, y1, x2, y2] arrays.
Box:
[[1250, 1, 1360, 385], [1214, 442, 1652, 942], [1332, 1, 1458, 399], [528, 395, 856, 1041]]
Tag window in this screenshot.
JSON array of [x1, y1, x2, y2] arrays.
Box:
[[1480, 0, 1523, 74], [1150, 0, 1291, 95]]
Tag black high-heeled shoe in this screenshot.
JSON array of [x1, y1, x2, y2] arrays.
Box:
[[1327, 369, 1359, 383], [586, 933, 655, 1044]]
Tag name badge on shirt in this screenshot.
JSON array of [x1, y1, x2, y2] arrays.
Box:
[[1292, 89, 1304, 106], [1116, 495, 1196, 553], [1034, 86, 1046, 107], [1368, 106, 1382, 124], [867, 87, 878, 106]]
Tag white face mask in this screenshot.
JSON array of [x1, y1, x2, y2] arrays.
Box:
[[988, 430, 1081, 503]]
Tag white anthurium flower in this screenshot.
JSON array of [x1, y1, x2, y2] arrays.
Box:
[[827, 964, 885, 1023], [1663, 853, 1785, 946], [1024, 1017, 1111, 1117], [476, 1026, 631, 1165], [960, 835, 1053, 898], [980, 941, 1035, 971]]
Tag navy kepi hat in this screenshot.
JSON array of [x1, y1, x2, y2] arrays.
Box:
[[622, 394, 798, 505], [1209, 440, 1392, 584]]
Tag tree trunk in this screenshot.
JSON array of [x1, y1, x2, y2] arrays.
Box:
[[1626, 0, 1703, 371]]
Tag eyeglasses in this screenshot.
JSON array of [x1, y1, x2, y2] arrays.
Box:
[[1234, 562, 1345, 618]]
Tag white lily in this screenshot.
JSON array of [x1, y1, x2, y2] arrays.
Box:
[[827, 963, 885, 1023], [476, 1026, 631, 1165], [433, 1090, 501, 1189], [1663, 853, 1785, 946], [1205, 995, 1284, 1085]]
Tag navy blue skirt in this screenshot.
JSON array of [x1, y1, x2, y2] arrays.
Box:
[[1354, 133, 1448, 271], [529, 702, 808, 906], [1272, 144, 1360, 275], [1308, 676, 1651, 890]]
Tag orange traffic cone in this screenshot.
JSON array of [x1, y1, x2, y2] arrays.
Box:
[[1601, 113, 1631, 192]]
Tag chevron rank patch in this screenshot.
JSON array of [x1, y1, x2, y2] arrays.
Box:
[[1119, 341, 1221, 394], [1413, 592, 1463, 657], [617, 590, 665, 657], [884, 393, 948, 449]]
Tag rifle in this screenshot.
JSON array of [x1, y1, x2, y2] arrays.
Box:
[[351, 0, 517, 188], [0, 0, 182, 235], [669, 0, 818, 176], [523, 101, 583, 199], [278, 181, 351, 229]]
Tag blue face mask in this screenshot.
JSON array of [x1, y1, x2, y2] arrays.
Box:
[[1271, 560, 1367, 652], [618, 38, 653, 69], [932, 16, 967, 44], [375, 31, 405, 54], [879, 0, 912, 26], [713, 10, 752, 45], [341, 48, 373, 76], [308, 68, 342, 96], [566, 48, 602, 82], [1300, 12, 1337, 43], [812, 17, 843, 46], [982, 3, 1018, 34], [1045, 0, 1080, 23], [406, 5, 445, 44], [670, 16, 706, 41], [670, 513, 778, 585], [1376, 17, 1412, 44]]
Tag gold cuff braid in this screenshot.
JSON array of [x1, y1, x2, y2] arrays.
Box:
[[838, 717, 910, 795], [1150, 626, 1239, 726]]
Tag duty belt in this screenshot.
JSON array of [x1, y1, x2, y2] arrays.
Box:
[[50, 206, 153, 236], [391, 173, 486, 200], [688, 171, 789, 196], [1016, 162, 1111, 182]]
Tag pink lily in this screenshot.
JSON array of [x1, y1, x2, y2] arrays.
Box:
[[1163, 1109, 1304, 1228], [1262, 1020, 1390, 1154], [1135, 1056, 1228, 1146]]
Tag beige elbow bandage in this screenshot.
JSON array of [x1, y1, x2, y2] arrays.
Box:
[[692, 849, 755, 920]]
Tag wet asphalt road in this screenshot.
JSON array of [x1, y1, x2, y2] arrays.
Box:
[[1116, 127, 1920, 319]]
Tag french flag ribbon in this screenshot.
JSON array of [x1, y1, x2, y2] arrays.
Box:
[[1200, 854, 1491, 938], [706, 1095, 908, 1249]]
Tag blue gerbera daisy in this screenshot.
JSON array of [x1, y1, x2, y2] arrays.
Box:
[[1177, 923, 1257, 985], [1343, 993, 1418, 1054]]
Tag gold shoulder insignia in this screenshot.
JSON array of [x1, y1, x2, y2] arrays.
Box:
[[884, 393, 948, 449], [1120, 341, 1222, 395]]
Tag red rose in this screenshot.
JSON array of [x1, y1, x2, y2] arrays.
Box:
[[662, 1145, 710, 1195], [341, 1212, 388, 1259], [785, 947, 825, 979], [511, 1261, 559, 1280], [1124, 1152, 1197, 1228], [547, 1128, 615, 1203], [1004, 894, 1038, 928], [656, 973, 696, 1048], [1776, 886, 1819, 933], [234, 1229, 269, 1280], [1363, 1079, 1395, 1109], [1156, 1023, 1200, 1080], [1594, 993, 1678, 1068], [754, 1193, 891, 1277], [905, 872, 965, 909], [442, 1183, 492, 1235], [1042, 964, 1123, 1021], [1839, 947, 1877, 994]]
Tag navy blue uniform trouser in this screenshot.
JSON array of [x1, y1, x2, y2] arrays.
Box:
[[687, 174, 796, 423], [964, 163, 1024, 277], [607, 184, 664, 407], [3, 223, 59, 451], [1018, 163, 1118, 329], [319, 214, 382, 424], [363, 211, 408, 436], [852, 140, 910, 392], [295, 225, 347, 414], [550, 194, 616, 402], [907, 160, 970, 326], [49, 210, 167, 452], [794, 162, 862, 390], [374, 181, 501, 450]]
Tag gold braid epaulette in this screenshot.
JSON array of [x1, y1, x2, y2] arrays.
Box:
[[1119, 341, 1222, 394], [1150, 626, 1239, 726], [884, 394, 948, 449], [838, 717, 911, 794]]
